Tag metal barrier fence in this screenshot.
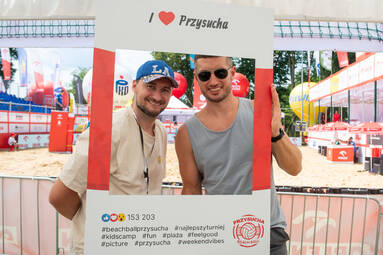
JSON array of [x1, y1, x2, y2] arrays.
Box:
[[0, 175, 382, 255], [278, 192, 382, 255], [0, 101, 52, 114], [0, 101, 89, 116], [0, 175, 60, 255]]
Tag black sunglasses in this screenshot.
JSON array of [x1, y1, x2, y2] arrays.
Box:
[[197, 67, 232, 82]]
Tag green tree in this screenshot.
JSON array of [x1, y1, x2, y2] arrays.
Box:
[[68, 67, 90, 104], [152, 52, 194, 106], [273, 51, 302, 135], [0, 48, 18, 91], [273, 51, 298, 89]]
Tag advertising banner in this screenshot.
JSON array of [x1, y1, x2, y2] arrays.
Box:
[[0, 111, 7, 121], [326, 146, 354, 163], [336, 51, 349, 68], [30, 124, 48, 133], [1, 48, 11, 80], [310, 53, 383, 102], [9, 112, 29, 122], [30, 114, 48, 123], [9, 123, 28, 133], [0, 123, 7, 133], [85, 0, 274, 254], [17, 134, 49, 149], [17, 48, 28, 87]]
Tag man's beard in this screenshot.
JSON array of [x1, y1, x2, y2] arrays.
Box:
[[202, 85, 231, 103], [136, 101, 166, 118]]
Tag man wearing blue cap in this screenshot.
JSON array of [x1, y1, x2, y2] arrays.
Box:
[[55, 89, 65, 111], [49, 60, 178, 255]]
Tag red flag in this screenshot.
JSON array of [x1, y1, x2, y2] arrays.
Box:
[[337, 51, 349, 68], [1, 48, 11, 80], [32, 59, 44, 88]]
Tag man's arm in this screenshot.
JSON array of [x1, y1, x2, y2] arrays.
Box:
[[49, 178, 81, 220], [55, 97, 63, 107], [175, 125, 202, 194], [270, 84, 302, 176]]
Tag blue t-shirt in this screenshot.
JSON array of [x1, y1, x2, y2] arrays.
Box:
[[56, 94, 63, 105]]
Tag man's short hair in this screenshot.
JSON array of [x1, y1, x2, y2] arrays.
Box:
[[194, 55, 232, 67]]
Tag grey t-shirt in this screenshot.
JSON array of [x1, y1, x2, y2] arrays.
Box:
[[185, 98, 287, 229]]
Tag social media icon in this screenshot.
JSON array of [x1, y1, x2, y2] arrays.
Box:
[[101, 213, 110, 222]]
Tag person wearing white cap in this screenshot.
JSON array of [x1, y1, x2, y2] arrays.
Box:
[[49, 60, 178, 255]]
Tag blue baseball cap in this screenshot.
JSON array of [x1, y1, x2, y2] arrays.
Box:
[[136, 60, 178, 88]]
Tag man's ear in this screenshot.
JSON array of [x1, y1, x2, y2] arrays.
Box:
[[132, 80, 137, 93], [231, 66, 236, 76]]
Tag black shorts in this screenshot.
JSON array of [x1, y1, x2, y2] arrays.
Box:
[[270, 227, 290, 255]]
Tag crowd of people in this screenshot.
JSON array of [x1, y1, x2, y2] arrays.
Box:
[[49, 58, 302, 255]]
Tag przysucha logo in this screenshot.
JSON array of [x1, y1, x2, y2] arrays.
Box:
[[148, 11, 229, 30], [233, 214, 264, 248]]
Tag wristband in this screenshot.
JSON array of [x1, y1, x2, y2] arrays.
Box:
[[271, 128, 284, 143]]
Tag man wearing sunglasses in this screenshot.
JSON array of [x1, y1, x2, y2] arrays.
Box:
[[49, 60, 178, 255], [175, 55, 302, 255]]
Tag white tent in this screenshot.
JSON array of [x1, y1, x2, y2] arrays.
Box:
[[160, 96, 197, 122], [167, 96, 190, 109]]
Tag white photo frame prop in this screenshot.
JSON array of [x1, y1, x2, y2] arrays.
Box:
[[85, 0, 274, 254]]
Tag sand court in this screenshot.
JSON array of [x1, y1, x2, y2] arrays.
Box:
[[1, 145, 383, 188]]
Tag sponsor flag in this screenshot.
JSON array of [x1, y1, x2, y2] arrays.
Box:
[[320, 51, 332, 71], [307, 51, 311, 86], [52, 53, 61, 88], [0, 77, 4, 92], [336, 51, 349, 68], [1, 48, 11, 80], [33, 59, 44, 87], [189, 54, 195, 70], [313, 51, 320, 77], [17, 48, 28, 87], [27, 49, 44, 88]]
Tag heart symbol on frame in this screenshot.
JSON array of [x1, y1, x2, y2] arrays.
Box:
[[158, 11, 175, 25]]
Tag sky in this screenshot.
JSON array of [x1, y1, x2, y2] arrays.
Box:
[[7, 48, 153, 98]]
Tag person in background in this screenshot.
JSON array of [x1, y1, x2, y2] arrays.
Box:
[[347, 137, 358, 163], [320, 112, 326, 124], [173, 121, 178, 142], [333, 110, 340, 122], [49, 60, 178, 255], [8, 133, 19, 151], [55, 90, 65, 111], [175, 55, 302, 255]]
